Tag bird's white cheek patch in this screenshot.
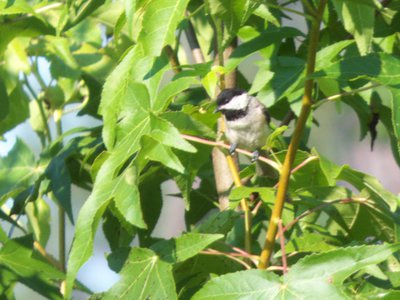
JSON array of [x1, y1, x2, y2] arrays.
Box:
[[219, 94, 249, 110]]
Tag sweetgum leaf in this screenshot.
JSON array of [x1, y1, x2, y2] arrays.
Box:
[[151, 233, 224, 263], [331, 0, 375, 55], [193, 244, 400, 299], [137, 0, 190, 56], [0, 235, 64, 299], [0, 139, 38, 196], [104, 248, 177, 300]]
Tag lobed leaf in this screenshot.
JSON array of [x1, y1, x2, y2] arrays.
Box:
[[137, 0, 190, 56], [193, 244, 400, 299], [104, 248, 177, 300]]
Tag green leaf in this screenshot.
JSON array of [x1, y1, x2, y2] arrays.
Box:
[[148, 114, 196, 153], [140, 136, 185, 173], [104, 248, 177, 300], [151, 233, 224, 263], [194, 210, 241, 235], [0, 84, 29, 136], [0, 0, 34, 15], [0, 78, 8, 121], [152, 77, 199, 112], [283, 231, 338, 255], [44, 36, 81, 80], [331, 0, 375, 55], [380, 104, 400, 167], [337, 166, 398, 212], [389, 87, 400, 157], [193, 269, 281, 300], [66, 159, 146, 297], [206, 0, 261, 47], [314, 53, 400, 86], [0, 235, 64, 300], [225, 27, 303, 71], [293, 186, 352, 203], [0, 139, 38, 196], [256, 56, 305, 105], [193, 244, 400, 299], [99, 45, 164, 148], [25, 198, 51, 247], [229, 186, 275, 202], [137, 0, 190, 56], [162, 111, 216, 139]]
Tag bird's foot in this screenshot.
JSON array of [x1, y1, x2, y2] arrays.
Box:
[[251, 150, 259, 162], [229, 143, 238, 155]]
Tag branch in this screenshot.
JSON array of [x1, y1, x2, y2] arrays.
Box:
[[258, 0, 327, 270], [185, 18, 206, 64], [314, 83, 381, 109], [251, 155, 318, 216], [181, 134, 281, 171], [164, 45, 182, 74]]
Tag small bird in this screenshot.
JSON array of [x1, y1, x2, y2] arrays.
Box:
[[215, 88, 271, 162]]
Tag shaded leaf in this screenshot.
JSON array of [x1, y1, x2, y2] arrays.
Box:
[[0, 139, 38, 196], [193, 244, 400, 299], [0, 235, 64, 300], [331, 0, 375, 55], [314, 53, 400, 86], [225, 27, 303, 71], [151, 233, 224, 263]]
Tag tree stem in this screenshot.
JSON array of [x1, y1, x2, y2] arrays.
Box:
[[55, 110, 66, 272], [258, 0, 327, 269]]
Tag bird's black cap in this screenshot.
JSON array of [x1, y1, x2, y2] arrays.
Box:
[[216, 88, 246, 106]]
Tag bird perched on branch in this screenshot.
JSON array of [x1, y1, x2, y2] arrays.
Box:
[[215, 88, 275, 177]]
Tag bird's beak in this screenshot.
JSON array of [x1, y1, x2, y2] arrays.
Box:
[[214, 107, 220, 113]]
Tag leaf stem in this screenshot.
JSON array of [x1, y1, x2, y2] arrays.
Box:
[[54, 109, 66, 272], [258, 0, 327, 270]]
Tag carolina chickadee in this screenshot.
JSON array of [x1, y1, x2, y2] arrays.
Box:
[[215, 88, 271, 161]]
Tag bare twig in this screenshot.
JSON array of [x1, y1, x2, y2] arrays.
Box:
[[278, 220, 288, 274], [182, 134, 281, 171], [201, 249, 253, 270]]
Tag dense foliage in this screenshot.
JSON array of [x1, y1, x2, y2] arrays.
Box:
[[1, 0, 400, 299]]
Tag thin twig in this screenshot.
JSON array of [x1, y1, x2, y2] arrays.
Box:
[[181, 134, 281, 171], [265, 2, 315, 21], [277, 220, 288, 274], [251, 155, 319, 216], [201, 249, 252, 270], [314, 83, 381, 108], [34, 241, 64, 270]]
